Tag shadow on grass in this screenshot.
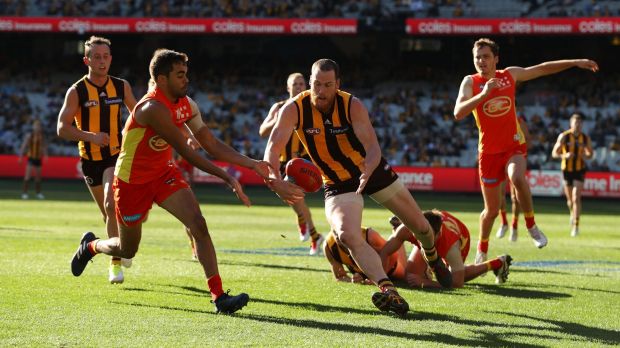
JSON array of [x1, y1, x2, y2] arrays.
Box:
[[109, 300, 547, 347], [489, 311, 620, 346], [509, 281, 620, 295], [219, 260, 330, 273], [466, 283, 571, 300]]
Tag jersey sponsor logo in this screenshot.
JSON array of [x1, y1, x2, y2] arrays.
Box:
[[305, 128, 321, 135], [482, 96, 511, 117], [83, 100, 99, 107], [481, 176, 498, 184], [104, 97, 123, 105], [122, 213, 142, 222], [148, 135, 169, 151], [327, 126, 349, 135], [99, 91, 107, 97]]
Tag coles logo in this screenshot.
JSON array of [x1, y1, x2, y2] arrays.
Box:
[[148, 135, 169, 151], [482, 96, 511, 117]]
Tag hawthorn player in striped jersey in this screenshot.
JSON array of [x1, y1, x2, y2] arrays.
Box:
[[264, 58, 453, 316], [19, 119, 47, 199], [552, 113, 593, 237], [57, 36, 137, 283], [454, 38, 598, 261], [259, 73, 324, 255]]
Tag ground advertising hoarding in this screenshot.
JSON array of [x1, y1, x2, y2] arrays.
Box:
[[0, 17, 356, 34], [2, 155, 618, 198], [405, 17, 620, 35]]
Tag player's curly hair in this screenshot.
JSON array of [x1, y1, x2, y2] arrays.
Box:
[[149, 48, 188, 81]]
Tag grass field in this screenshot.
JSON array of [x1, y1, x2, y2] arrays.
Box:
[[1, 179, 619, 347]]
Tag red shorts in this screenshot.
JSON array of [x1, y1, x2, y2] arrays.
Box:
[[114, 167, 189, 226], [478, 147, 525, 188]]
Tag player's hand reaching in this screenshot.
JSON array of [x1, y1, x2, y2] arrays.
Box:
[[91, 132, 110, 146], [575, 59, 599, 73], [266, 178, 304, 205], [481, 78, 501, 96], [251, 160, 272, 180], [226, 177, 251, 207], [356, 166, 370, 194]]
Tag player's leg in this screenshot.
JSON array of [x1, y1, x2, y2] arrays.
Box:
[[159, 186, 248, 313], [496, 181, 508, 238], [33, 164, 43, 198], [464, 255, 512, 284], [509, 183, 520, 241], [292, 199, 323, 254], [571, 179, 584, 236], [376, 183, 452, 288], [479, 184, 501, 262], [507, 154, 547, 248], [326, 193, 408, 315], [563, 177, 575, 227], [22, 162, 32, 199]]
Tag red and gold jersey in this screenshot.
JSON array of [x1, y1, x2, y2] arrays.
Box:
[[407, 211, 470, 262], [471, 70, 525, 154], [114, 88, 192, 184]]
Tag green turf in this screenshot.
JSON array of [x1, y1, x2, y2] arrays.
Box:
[[0, 179, 619, 347]]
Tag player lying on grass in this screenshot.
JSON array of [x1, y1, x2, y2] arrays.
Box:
[[323, 226, 407, 284], [381, 211, 512, 288]]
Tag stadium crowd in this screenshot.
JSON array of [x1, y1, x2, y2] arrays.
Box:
[[2, 0, 620, 18], [1, 65, 618, 171]]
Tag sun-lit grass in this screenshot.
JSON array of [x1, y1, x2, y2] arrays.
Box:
[[0, 179, 619, 347]]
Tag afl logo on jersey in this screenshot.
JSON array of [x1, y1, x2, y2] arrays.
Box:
[[482, 96, 511, 117], [305, 128, 321, 135], [148, 135, 169, 151], [83, 100, 99, 107]]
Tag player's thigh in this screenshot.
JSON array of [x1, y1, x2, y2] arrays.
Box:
[[87, 184, 106, 216], [159, 187, 204, 230], [573, 180, 584, 199], [102, 166, 116, 203], [506, 153, 527, 182], [325, 192, 363, 237], [481, 184, 501, 212]]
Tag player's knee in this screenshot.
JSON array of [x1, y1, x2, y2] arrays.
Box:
[[187, 214, 208, 240], [482, 208, 499, 220], [337, 230, 362, 250]]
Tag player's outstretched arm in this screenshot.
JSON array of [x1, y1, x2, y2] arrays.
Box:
[[185, 97, 270, 179], [138, 101, 251, 206], [350, 97, 380, 194], [263, 101, 304, 205], [259, 102, 280, 138], [323, 243, 352, 282], [379, 225, 410, 275], [57, 87, 109, 146], [507, 59, 599, 83]]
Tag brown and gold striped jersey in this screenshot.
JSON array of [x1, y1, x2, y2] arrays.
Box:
[[72, 75, 125, 161]]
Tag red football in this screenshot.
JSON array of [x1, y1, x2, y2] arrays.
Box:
[[284, 158, 322, 193]]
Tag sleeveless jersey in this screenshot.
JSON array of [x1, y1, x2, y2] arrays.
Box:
[[73, 75, 125, 161], [292, 90, 365, 185], [407, 211, 470, 262], [26, 131, 44, 160], [115, 88, 192, 184], [470, 70, 525, 154], [326, 227, 369, 276], [274, 100, 308, 163], [560, 130, 589, 172]]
